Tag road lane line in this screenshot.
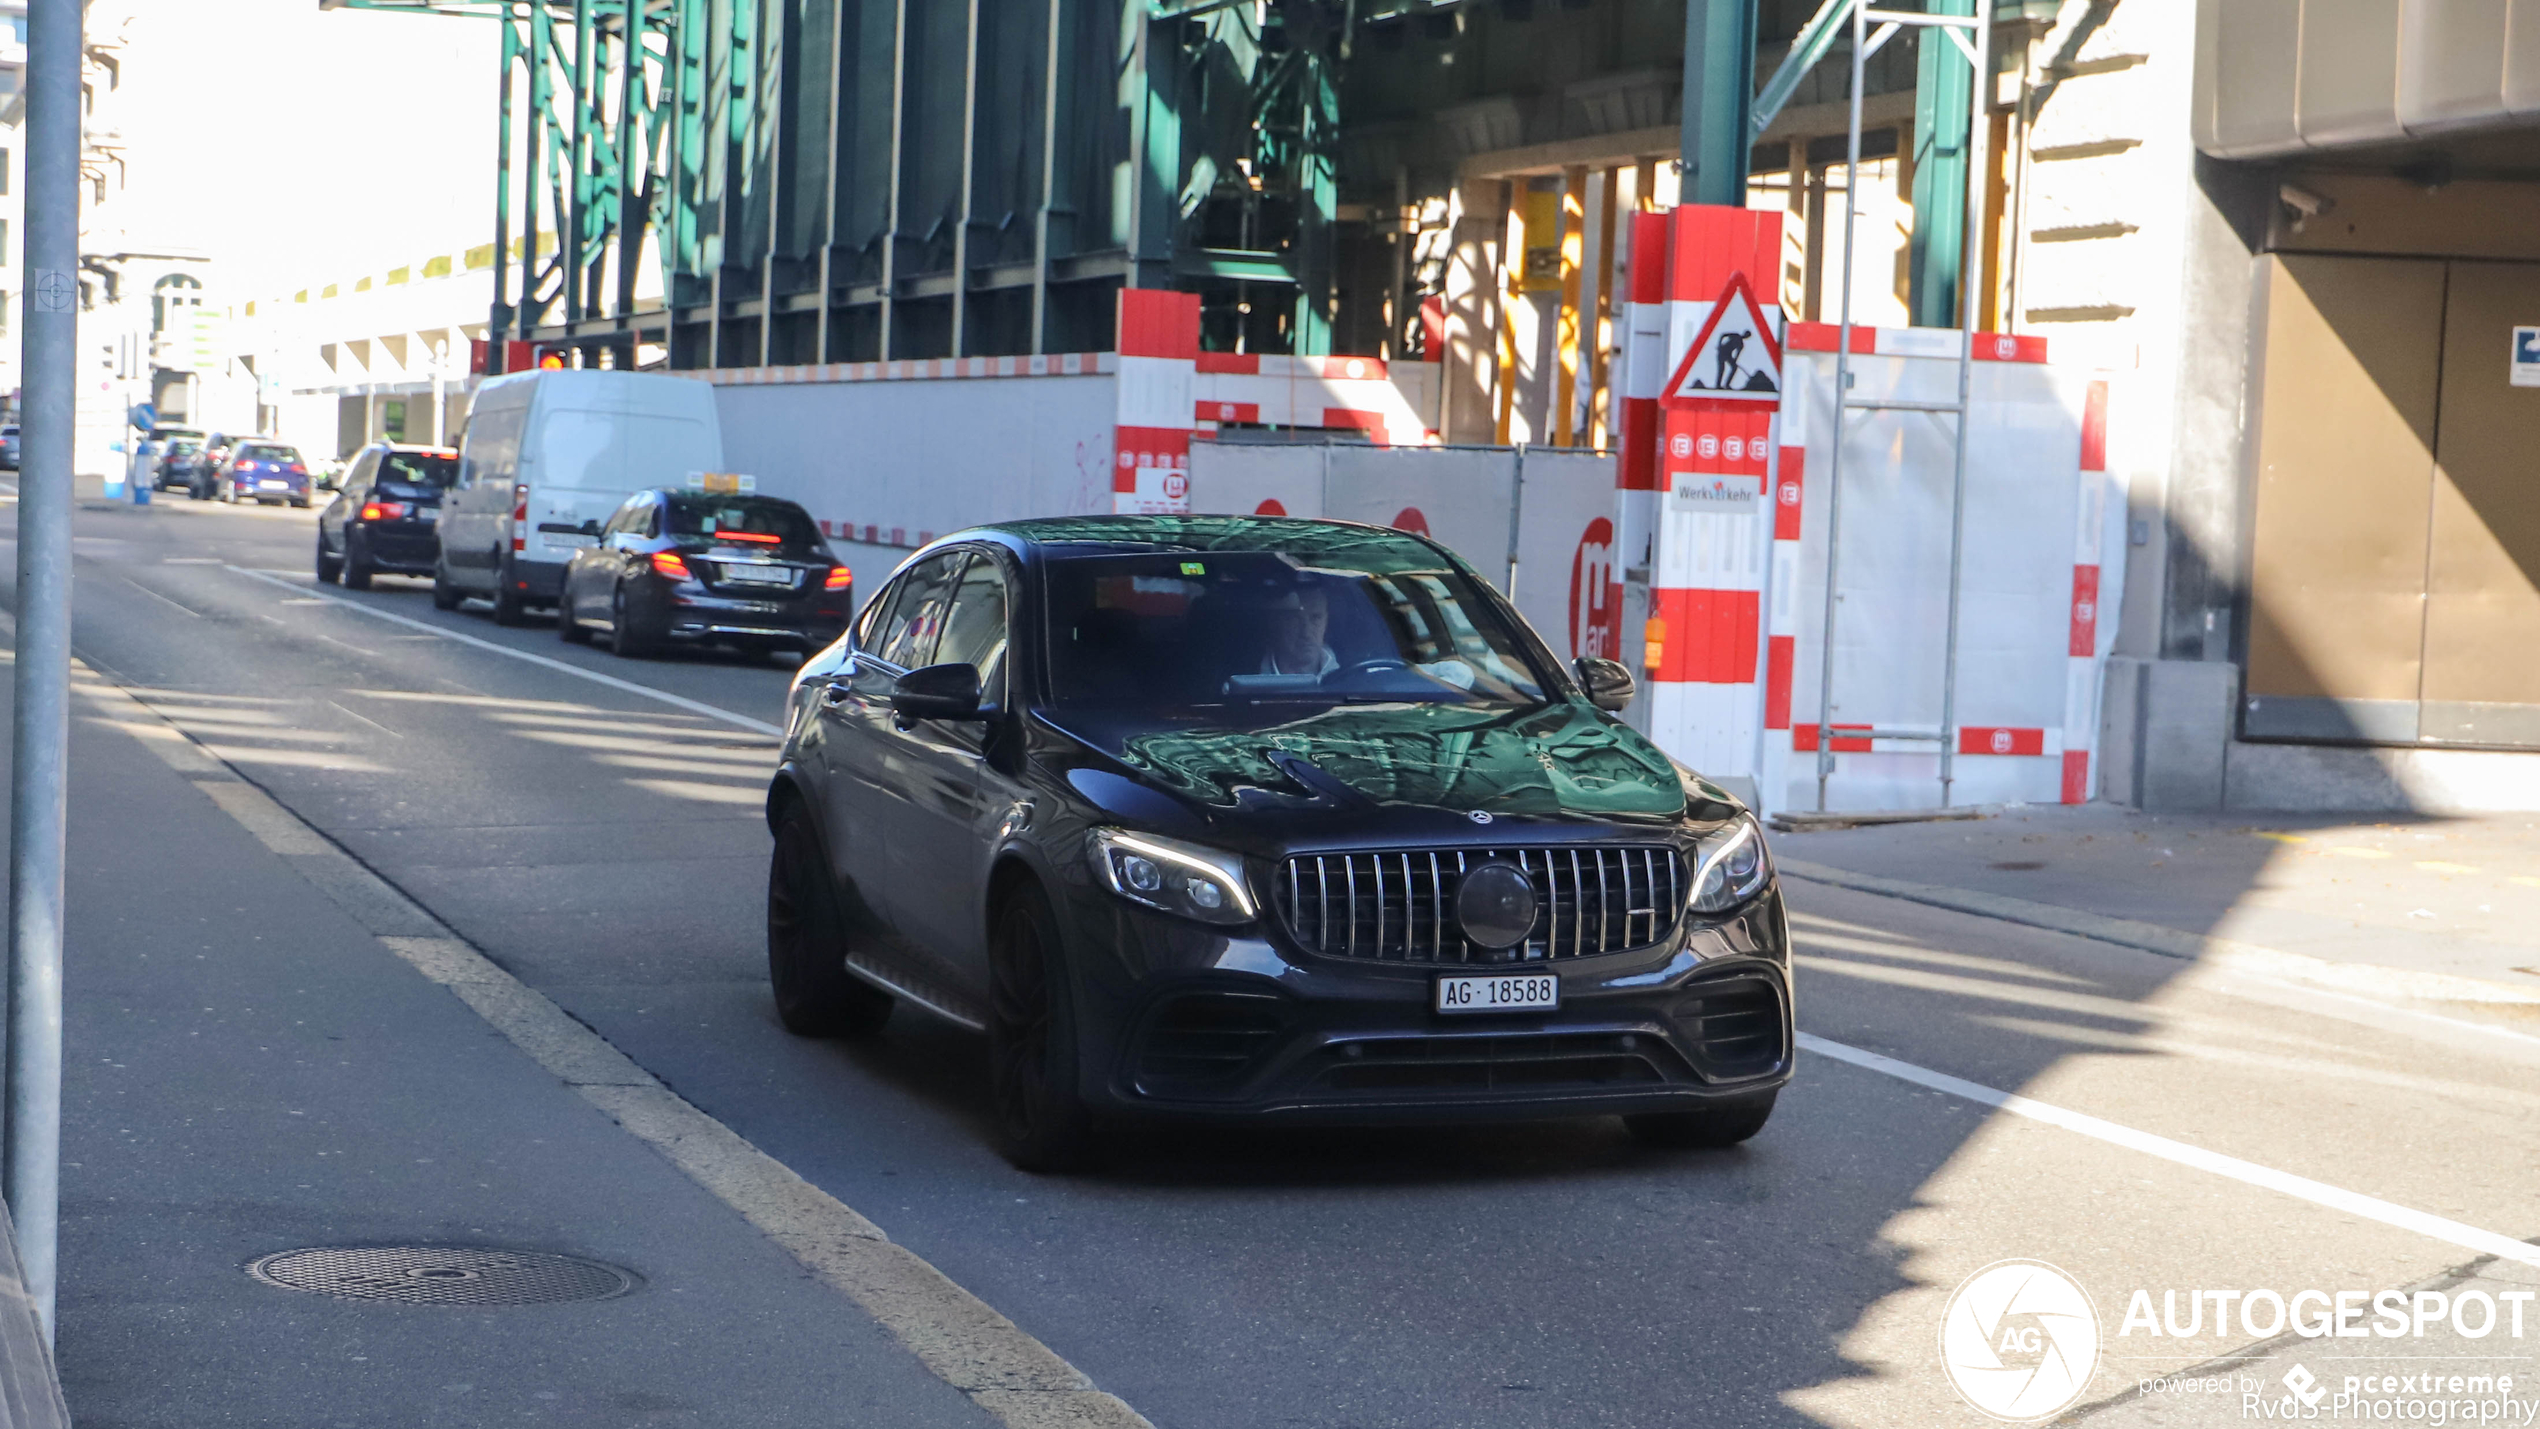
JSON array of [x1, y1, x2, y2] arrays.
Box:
[[69, 656, 1153, 1429], [1796, 1031, 2540, 1270], [224, 564, 783, 736], [117, 574, 203, 618]]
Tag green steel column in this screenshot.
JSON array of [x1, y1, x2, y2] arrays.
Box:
[[493, 9, 517, 358], [1125, 11, 1178, 292], [1679, 0, 1755, 206], [1290, 53, 1336, 355], [1909, 0, 1977, 327], [616, 0, 644, 324], [524, 0, 552, 338], [568, 0, 592, 325]]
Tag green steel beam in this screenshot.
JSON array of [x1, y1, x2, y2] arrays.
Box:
[[1750, 0, 1849, 138], [1909, 0, 1976, 326], [1680, 0, 1755, 206]]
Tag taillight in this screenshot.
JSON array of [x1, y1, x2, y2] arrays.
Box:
[[511, 483, 528, 553], [824, 566, 852, 591], [717, 530, 781, 544], [650, 552, 694, 581], [236, 460, 258, 472], [287, 463, 306, 475], [358, 501, 409, 522]]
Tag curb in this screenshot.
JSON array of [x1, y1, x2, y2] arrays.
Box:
[[1777, 858, 2540, 1008], [0, 1200, 69, 1429]]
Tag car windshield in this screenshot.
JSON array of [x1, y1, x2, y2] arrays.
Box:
[[237, 444, 298, 463], [663, 495, 822, 550], [379, 452, 457, 488], [1043, 547, 1547, 711]]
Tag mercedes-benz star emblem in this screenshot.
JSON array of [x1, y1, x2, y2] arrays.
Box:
[[1467, 810, 1493, 824]]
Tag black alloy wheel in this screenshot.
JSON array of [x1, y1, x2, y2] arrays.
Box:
[[341, 531, 375, 591], [1624, 1089, 1779, 1150], [431, 560, 462, 611], [490, 555, 529, 626], [610, 585, 655, 658], [987, 884, 1101, 1173], [766, 805, 893, 1038], [556, 586, 592, 643], [315, 538, 342, 585]]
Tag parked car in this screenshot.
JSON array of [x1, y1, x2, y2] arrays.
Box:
[[316, 443, 459, 589], [435, 370, 724, 625], [154, 437, 206, 492], [763, 516, 1793, 1171], [217, 440, 313, 507], [558, 488, 850, 658], [1, 424, 20, 472]]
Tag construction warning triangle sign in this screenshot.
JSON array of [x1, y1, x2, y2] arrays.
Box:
[[1661, 272, 1782, 406]]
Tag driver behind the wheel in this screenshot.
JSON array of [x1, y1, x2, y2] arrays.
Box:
[[1258, 582, 1339, 677]]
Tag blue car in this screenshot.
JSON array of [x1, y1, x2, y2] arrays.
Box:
[[216, 440, 312, 507]]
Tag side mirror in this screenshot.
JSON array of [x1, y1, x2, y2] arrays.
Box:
[[1574, 655, 1635, 713], [890, 662, 984, 722]]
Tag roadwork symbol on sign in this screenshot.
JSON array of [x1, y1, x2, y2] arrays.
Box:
[[2512, 326, 2540, 387], [1663, 272, 1781, 406]]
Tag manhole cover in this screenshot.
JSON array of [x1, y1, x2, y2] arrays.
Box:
[[248, 1246, 637, 1306]]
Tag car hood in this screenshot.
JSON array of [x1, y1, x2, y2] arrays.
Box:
[[1046, 701, 1741, 834]]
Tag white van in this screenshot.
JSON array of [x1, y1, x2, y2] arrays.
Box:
[[435, 370, 725, 623]]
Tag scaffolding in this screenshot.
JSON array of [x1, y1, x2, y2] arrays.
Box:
[[326, 0, 1397, 371]]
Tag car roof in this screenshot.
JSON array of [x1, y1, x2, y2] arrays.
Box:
[[975, 514, 1450, 565]]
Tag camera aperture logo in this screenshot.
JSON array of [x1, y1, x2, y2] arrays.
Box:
[[1940, 1260, 2103, 1421]]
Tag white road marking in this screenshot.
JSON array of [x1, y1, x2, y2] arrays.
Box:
[[225, 565, 783, 736], [1797, 1031, 2540, 1270], [118, 574, 203, 618]]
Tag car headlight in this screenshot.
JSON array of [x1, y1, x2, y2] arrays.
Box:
[[1091, 828, 1257, 927], [1688, 815, 1773, 914]]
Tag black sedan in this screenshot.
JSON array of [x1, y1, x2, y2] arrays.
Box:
[[558, 488, 852, 658], [764, 515, 1793, 1172], [317, 444, 458, 589]]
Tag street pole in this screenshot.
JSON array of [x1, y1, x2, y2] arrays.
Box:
[[1679, 0, 1756, 207], [8, 0, 79, 1344]]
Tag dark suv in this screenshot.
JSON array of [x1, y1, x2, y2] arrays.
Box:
[[764, 516, 1793, 1171], [317, 444, 459, 588]]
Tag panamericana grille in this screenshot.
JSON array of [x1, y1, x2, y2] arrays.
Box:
[[1274, 847, 1685, 964]]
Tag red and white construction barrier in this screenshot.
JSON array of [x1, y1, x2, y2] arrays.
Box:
[[1621, 207, 2127, 814], [1640, 206, 1786, 802]]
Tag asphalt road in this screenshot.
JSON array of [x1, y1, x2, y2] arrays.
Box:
[[26, 492, 2540, 1428]]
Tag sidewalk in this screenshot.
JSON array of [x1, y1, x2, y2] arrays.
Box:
[[20, 651, 994, 1421], [1770, 803, 2540, 1005]]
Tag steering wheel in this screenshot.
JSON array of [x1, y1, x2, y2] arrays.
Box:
[[1337, 658, 1409, 679]]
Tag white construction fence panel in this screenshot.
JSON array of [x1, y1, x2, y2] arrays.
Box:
[[1768, 347, 2125, 814], [713, 375, 1118, 547], [1510, 449, 1626, 665]]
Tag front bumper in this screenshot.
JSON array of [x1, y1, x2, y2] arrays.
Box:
[[1059, 878, 1794, 1123]]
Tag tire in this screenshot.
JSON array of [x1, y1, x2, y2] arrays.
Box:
[[556, 586, 592, 643], [766, 805, 893, 1038], [987, 882, 1102, 1173], [490, 559, 528, 626], [431, 561, 461, 611], [1624, 1090, 1779, 1150], [610, 585, 655, 658], [290, 497, 310, 510], [315, 541, 342, 585], [341, 534, 374, 591]]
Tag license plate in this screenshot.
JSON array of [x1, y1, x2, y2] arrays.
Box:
[[258, 479, 289, 490], [719, 564, 797, 586], [417, 507, 437, 524], [1435, 972, 1559, 1015], [542, 531, 597, 549]]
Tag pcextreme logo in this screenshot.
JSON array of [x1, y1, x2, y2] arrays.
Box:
[[1939, 1260, 2104, 1422]]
